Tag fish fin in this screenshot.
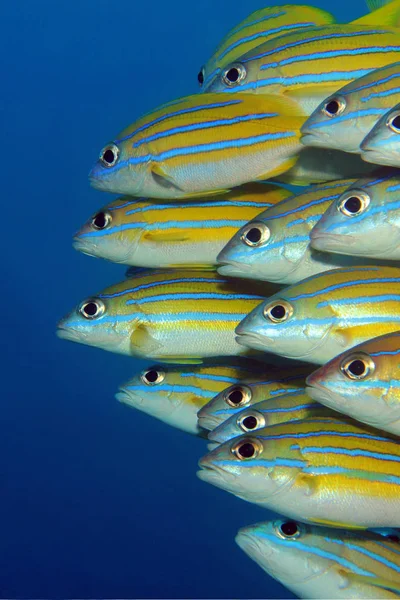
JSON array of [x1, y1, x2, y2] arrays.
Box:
[[344, 572, 400, 594], [130, 323, 162, 354], [159, 357, 204, 364], [353, 0, 400, 26], [259, 156, 299, 182], [142, 230, 191, 243], [311, 517, 367, 528], [177, 189, 230, 199], [125, 267, 155, 278], [150, 164, 185, 192]]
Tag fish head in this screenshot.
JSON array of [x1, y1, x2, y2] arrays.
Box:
[[73, 198, 143, 263], [89, 135, 150, 196], [217, 217, 278, 281], [197, 382, 256, 431], [205, 57, 263, 94], [236, 520, 351, 591], [306, 332, 400, 423], [208, 406, 267, 444], [361, 104, 400, 167], [301, 89, 385, 154], [56, 282, 140, 354], [311, 174, 400, 257], [197, 430, 299, 503], [236, 284, 335, 363], [116, 365, 179, 419]]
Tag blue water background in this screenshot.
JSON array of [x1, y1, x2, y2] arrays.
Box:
[[2, 0, 367, 597]]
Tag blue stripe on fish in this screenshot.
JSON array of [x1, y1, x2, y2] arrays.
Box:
[[292, 445, 400, 463], [328, 538, 400, 572], [126, 292, 264, 305], [306, 108, 386, 130], [317, 294, 400, 308], [99, 277, 226, 299], [79, 219, 250, 238], [114, 99, 242, 143], [126, 383, 216, 397], [132, 112, 280, 148]]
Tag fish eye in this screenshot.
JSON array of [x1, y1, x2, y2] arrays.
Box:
[[263, 300, 293, 323], [99, 144, 120, 168], [224, 385, 252, 408], [338, 191, 370, 217], [240, 222, 271, 247], [91, 211, 112, 230], [276, 520, 301, 539], [231, 438, 263, 460], [222, 63, 247, 86], [340, 353, 375, 380], [238, 411, 265, 432], [140, 369, 165, 385], [198, 67, 205, 86], [387, 112, 400, 133], [78, 298, 106, 320], [323, 96, 346, 118]]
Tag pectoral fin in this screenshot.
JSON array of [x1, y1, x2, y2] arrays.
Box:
[[130, 323, 162, 355], [150, 164, 185, 192], [143, 230, 191, 243]]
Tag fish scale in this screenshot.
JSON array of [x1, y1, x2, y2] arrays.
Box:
[[73, 184, 291, 268], [197, 417, 400, 528], [57, 270, 280, 362], [205, 25, 400, 116]]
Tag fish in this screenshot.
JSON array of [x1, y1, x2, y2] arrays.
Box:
[[197, 416, 400, 528], [361, 102, 400, 166], [235, 265, 400, 365], [216, 179, 382, 285], [73, 184, 291, 268], [56, 269, 279, 362], [310, 170, 400, 260], [301, 62, 400, 153], [236, 519, 400, 599], [197, 363, 314, 431], [204, 24, 400, 116], [275, 146, 379, 186], [199, 5, 336, 91], [88, 93, 305, 199], [207, 389, 335, 444], [115, 359, 265, 435], [306, 331, 400, 436]]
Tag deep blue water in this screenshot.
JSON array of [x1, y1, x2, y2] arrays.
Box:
[[3, 0, 367, 597]]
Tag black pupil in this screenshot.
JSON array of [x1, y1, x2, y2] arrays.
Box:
[[325, 99, 340, 115], [344, 196, 362, 214], [271, 305, 286, 320], [93, 212, 107, 228], [246, 227, 262, 243], [226, 67, 239, 83], [145, 370, 159, 383], [280, 521, 298, 536], [348, 359, 366, 377], [228, 388, 244, 405], [391, 115, 400, 130], [242, 415, 258, 430], [103, 148, 115, 164], [198, 70, 204, 85], [238, 442, 255, 458], [84, 302, 98, 316]]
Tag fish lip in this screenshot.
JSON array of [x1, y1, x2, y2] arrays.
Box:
[[197, 460, 235, 486], [56, 326, 87, 343], [235, 332, 274, 351], [72, 237, 98, 256], [300, 130, 330, 148], [235, 530, 271, 558], [217, 260, 247, 278], [207, 426, 227, 443], [310, 230, 357, 251], [115, 389, 144, 407], [198, 414, 221, 431]]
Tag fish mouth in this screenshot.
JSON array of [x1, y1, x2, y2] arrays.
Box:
[[300, 130, 331, 148], [310, 230, 356, 252], [197, 459, 236, 488], [72, 237, 99, 257], [235, 332, 273, 353], [235, 530, 272, 559], [360, 148, 389, 166], [115, 389, 144, 407], [217, 260, 248, 278], [198, 413, 222, 431], [56, 326, 87, 343]]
